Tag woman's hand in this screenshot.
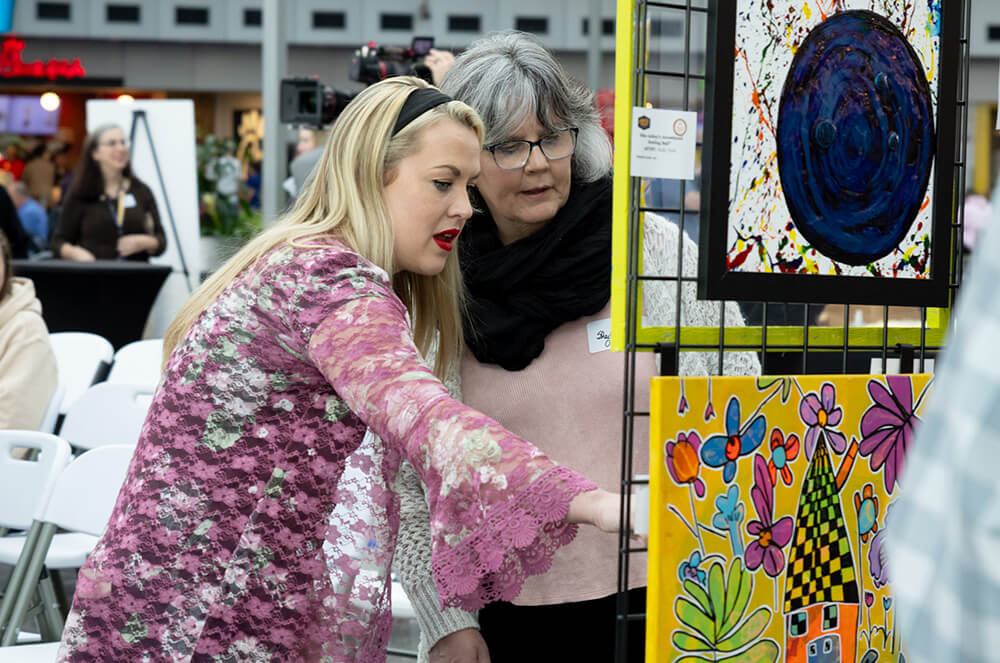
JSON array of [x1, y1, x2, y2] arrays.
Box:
[[62, 244, 96, 262], [117, 234, 158, 257], [429, 628, 490, 663], [568, 489, 648, 546], [425, 49, 456, 85]]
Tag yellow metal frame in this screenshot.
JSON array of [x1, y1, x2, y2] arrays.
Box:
[[610, 0, 637, 352], [610, 0, 951, 353]]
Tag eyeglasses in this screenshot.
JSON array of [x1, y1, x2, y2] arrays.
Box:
[[99, 138, 129, 148], [483, 127, 578, 170]]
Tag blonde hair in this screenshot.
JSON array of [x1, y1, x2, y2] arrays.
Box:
[[164, 77, 484, 378]]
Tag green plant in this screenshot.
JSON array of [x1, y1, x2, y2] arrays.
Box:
[[672, 558, 779, 663], [197, 132, 261, 240]]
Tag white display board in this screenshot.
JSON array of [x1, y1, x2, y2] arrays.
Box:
[[85, 99, 200, 338]]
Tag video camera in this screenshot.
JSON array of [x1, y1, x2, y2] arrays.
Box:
[[280, 36, 436, 128]]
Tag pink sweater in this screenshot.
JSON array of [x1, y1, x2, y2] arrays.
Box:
[[461, 302, 651, 604]]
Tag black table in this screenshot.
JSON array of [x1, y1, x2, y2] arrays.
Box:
[[13, 259, 172, 350]]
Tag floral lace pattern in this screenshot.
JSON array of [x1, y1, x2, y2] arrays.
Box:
[[56, 239, 594, 662]]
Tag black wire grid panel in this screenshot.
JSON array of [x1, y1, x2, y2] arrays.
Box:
[[614, 1, 972, 661]]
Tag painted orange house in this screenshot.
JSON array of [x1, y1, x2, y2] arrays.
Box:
[[782, 432, 860, 663]]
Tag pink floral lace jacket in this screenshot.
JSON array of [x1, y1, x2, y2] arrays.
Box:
[[56, 239, 595, 662]]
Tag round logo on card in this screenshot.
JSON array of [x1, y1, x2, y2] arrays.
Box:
[[673, 118, 688, 137], [637, 115, 651, 130]]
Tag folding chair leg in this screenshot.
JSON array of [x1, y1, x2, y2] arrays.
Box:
[[49, 568, 69, 616], [36, 570, 64, 641], [1, 523, 56, 646], [0, 522, 42, 641]]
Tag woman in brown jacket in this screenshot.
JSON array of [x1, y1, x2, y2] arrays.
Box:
[[51, 124, 166, 262]]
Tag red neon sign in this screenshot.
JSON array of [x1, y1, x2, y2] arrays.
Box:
[[0, 37, 86, 80]]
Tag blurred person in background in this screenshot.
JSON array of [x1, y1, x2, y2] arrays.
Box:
[[289, 127, 331, 198], [0, 173, 32, 259], [392, 31, 759, 663], [963, 188, 990, 254], [20, 143, 56, 209], [7, 180, 47, 251], [50, 124, 166, 262], [0, 140, 24, 181], [0, 229, 57, 430]]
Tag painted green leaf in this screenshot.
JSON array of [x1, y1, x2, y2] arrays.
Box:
[[717, 639, 780, 663], [672, 630, 713, 652], [721, 558, 752, 637], [675, 655, 714, 663], [756, 377, 781, 390], [722, 558, 743, 627], [683, 579, 713, 616], [707, 561, 726, 637], [716, 607, 772, 652], [675, 597, 714, 643]]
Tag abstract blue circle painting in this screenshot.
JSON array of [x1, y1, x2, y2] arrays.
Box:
[[719, 0, 944, 285], [776, 11, 934, 266]]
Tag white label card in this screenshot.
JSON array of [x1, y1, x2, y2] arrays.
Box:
[[124, 193, 137, 208], [586, 318, 612, 354], [629, 107, 697, 180]]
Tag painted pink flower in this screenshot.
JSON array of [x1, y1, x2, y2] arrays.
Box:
[[799, 382, 846, 457], [744, 454, 793, 577], [859, 376, 918, 494]]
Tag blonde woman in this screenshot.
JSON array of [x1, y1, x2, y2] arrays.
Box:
[[55, 77, 629, 662]]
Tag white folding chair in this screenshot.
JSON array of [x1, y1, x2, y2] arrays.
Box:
[[106, 339, 164, 386], [0, 445, 135, 646], [0, 433, 72, 646], [47, 333, 114, 415], [0, 641, 59, 661], [57, 383, 154, 451], [36, 384, 65, 436]]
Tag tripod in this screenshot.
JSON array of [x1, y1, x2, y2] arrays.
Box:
[[128, 109, 194, 292]]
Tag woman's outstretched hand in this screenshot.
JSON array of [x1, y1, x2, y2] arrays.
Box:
[[567, 489, 648, 546], [429, 628, 490, 663]]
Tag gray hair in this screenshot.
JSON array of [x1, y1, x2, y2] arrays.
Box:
[[439, 30, 612, 183]]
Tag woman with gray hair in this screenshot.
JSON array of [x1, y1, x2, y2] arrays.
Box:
[[393, 31, 759, 662]]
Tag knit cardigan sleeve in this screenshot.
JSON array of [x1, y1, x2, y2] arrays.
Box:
[[640, 213, 761, 377], [392, 357, 480, 662]]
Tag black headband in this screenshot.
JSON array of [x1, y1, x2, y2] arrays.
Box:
[[392, 88, 453, 135]]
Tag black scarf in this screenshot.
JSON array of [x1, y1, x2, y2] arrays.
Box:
[[460, 176, 613, 371]]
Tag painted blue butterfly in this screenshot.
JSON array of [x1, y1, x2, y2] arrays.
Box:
[[700, 396, 766, 483]]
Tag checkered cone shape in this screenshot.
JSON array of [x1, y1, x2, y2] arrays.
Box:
[[782, 431, 860, 613]]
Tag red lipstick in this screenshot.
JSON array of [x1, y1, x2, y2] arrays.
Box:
[[433, 229, 460, 251]]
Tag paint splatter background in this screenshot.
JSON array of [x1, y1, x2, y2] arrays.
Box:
[[728, 1, 941, 278]]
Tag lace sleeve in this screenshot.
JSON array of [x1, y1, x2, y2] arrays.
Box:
[[640, 213, 761, 377], [306, 275, 596, 611]]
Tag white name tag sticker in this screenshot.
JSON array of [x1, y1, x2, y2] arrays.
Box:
[[123, 193, 137, 208], [586, 318, 612, 354]]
